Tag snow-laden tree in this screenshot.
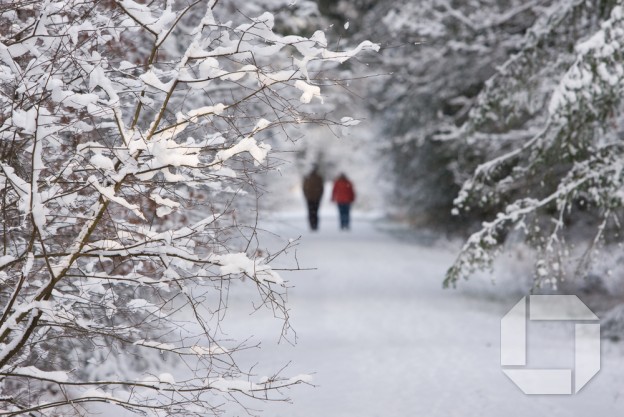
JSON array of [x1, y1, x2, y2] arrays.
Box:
[[446, 0, 624, 287], [0, 0, 377, 415], [323, 0, 554, 226]]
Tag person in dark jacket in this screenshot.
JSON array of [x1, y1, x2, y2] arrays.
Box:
[[303, 166, 324, 230], [331, 173, 355, 230]]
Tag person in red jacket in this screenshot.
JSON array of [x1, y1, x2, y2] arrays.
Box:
[[331, 173, 355, 230]]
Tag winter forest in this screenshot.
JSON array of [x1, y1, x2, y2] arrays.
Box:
[[3, 0, 624, 415]]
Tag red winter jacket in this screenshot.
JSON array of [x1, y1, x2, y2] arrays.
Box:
[[332, 177, 355, 204]]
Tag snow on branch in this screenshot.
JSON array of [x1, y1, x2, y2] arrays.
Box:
[[449, 4, 624, 286], [0, 0, 377, 414]]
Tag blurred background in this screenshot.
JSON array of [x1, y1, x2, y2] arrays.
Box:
[[238, 1, 624, 415]]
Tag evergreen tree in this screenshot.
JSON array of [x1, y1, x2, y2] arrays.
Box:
[[447, 0, 624, 287]]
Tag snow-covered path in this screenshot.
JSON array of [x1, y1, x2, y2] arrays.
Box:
[[223, 213, 624, 417]]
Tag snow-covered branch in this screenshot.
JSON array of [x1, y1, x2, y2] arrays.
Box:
[[0, 0, 376, 414]]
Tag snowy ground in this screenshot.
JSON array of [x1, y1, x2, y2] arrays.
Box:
[[217, 208, 624, 417]]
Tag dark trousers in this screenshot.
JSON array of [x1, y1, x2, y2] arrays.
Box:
[[338, 204, 351, 229], [307, 200, 321, 230]]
